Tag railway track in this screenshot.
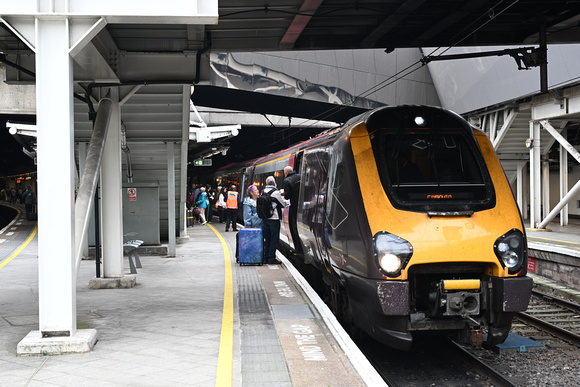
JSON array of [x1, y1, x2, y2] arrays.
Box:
[[514, 290, 580, 347], [357, 335, 517, 386], [358, 290, 580, 386]]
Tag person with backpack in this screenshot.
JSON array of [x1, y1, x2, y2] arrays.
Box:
[[258, 176, 287, 264]]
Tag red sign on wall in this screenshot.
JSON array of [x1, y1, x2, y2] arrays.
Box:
[[527, 257, 536, 273], [127, 188, 137, 202]]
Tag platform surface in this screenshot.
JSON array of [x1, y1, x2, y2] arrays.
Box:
[[0, 209, 382, 386]]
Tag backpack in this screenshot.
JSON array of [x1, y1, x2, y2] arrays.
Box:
[[256, 188, 279, 219]]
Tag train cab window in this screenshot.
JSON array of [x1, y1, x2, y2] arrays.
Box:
[[373, 129, 495, 212]]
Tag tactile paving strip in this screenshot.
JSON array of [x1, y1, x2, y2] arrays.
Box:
[[237, 266, 291, 386]]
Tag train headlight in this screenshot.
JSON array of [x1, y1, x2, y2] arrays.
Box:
[[494, 229, 526, 274], [373, 232, 413, 277]]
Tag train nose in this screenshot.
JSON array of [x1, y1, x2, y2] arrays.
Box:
[[429, 280, 482, 317]]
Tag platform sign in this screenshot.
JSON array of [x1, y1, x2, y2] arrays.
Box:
[[527, 257, 536, 273], [127, 188, 137, 202], [194, 159, 212, 166]]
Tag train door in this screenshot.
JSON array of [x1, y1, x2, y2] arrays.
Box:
[[239, 168, 249, 220], [326, 143, 348, 260], [298, 147, 330, 266], [284, 152, 303, 252]]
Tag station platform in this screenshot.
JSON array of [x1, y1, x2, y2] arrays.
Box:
[[0, 207, 384, 386], [527, 218, 580, 257], [527, 218, 580, 303]]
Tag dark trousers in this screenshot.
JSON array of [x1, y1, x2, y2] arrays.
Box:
[[25, 204, 34, 219], [288, 205, 301, 252], [225, 208, 238, 230], [262, 219, 280, 262], [206, 206, 213, 223]]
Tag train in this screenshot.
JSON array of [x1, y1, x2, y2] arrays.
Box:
[[213, 105, 533, 350]]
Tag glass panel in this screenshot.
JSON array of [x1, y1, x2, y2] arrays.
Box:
[[372, 129, 494, 212]]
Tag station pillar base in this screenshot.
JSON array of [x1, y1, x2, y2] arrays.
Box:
[[89, 275, 137, 289], [17, 329, 98, 356]]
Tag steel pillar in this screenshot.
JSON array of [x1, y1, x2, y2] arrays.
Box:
[[36, 18, 76, 337], [560, 142, 569, 226], [180, 85, 190, 238], [167, 142, 176, 256], [517, 162, 525, 218], [542, 159, 550, 219], [77, 142, 89, 259], [74, 98, 113, 272], [101, 88, 124, 277], [529, 121, 542, 228]]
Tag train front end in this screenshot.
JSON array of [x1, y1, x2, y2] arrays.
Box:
[[343, 106, 533, 349]]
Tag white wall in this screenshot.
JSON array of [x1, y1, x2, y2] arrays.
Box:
[[425, 45, 580, 114]]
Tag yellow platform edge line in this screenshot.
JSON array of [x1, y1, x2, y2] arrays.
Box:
[[0, 225, 38, 270], [208, 223, 234, 387]]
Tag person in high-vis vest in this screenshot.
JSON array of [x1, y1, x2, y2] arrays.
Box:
[[225, 185, 239, 232]]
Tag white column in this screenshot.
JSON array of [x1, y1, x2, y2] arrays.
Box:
[[560, 142, 569, 226], [523, 164, 528, 220], [516, 162, 525, 218], [36, 18, 76, 336], [180, 85, 190, 237], [77, 142, 90, 259], [180, 139, 189, 238], [101, 88, 124, 277], [542, 159, 550, 219], [167, 142, 176, 256], [529, 121, 542, 228]]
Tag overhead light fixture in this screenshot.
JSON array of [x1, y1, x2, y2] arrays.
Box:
[[525, 138, 533, 148]]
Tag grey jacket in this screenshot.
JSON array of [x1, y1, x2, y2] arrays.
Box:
[[263, 185, 287, 221]]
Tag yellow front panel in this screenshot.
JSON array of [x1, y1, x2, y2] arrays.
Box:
[[350, 124, 523, 280]]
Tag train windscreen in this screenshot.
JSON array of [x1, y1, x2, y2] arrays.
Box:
[[372, 129, 495, 213]]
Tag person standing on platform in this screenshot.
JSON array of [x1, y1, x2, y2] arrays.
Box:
[[22, 186, 36, 220], [187, 183, 196, 208], [196, 187, 208, 225], [217, 186, 226, 223], [262, 176, 287, 264], [283, 166, 301, 252], [225, 185, 239, 232], [243, 185, 262, 228], [206, 186, 216, 223]]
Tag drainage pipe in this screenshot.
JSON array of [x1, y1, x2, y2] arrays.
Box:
[[120, 122, 133, 183]]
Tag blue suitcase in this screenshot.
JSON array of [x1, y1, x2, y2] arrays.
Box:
[[237, 228, 263, 265]]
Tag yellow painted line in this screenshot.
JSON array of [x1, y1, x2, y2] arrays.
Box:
[[0, 225, 37, 270], [528, 235, 580, 246], [207, 223, 234, 387]]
